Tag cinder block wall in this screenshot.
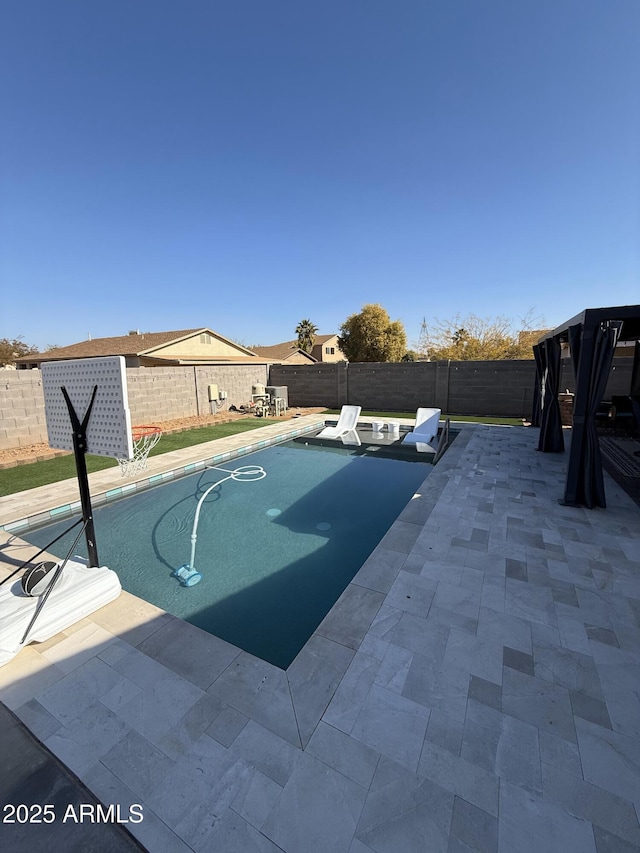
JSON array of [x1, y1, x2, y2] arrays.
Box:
[[0, 370, 48, 448], [270, 358, 634, 419], [193, 364, 269, 416], [0, 358, 633, 451]]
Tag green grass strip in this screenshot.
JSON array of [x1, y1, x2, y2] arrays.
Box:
[[322, 409, 523, 425], [0, 417, 284, 498]]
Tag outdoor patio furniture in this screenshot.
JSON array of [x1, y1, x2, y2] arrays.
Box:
[[402, 407, 441, 445], [317, 405, 362, 439]]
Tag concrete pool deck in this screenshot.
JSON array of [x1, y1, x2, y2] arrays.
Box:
[[1, 419, 639, 852]]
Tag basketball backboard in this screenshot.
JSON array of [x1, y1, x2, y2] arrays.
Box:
[[42, 357, 134, 459]]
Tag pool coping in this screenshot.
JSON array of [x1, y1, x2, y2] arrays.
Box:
[[0, 418, 327, 535], [0, 417, 471, 744], [0, 415, 434, 536]]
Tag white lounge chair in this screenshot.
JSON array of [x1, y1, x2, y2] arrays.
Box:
[[317, 405, 362, 439], [403, 407, 441, 445], [340, 428, 361, 447]]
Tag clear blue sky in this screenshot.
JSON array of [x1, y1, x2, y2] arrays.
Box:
[[1, 1, 639, 352]]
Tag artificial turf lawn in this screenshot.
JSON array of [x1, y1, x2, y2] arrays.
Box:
[[322, 409, 523, 425], [0, 417, 281, 497]]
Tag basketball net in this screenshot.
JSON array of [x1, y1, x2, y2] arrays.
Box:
[[117, 426, 162, 477]]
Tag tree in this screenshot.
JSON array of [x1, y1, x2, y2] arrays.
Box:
[[415, 311, 548, 361], [295, 319, 318, 353], [338, 304, 407, 362], [0, 336, 39, 366]]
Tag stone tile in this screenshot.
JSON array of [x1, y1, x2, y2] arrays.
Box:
[[502, 667, 576, 743], [599, 682, 640, 740], [145, 733, 228, 831], [90, 592, 175, 648], [352, 684, 430, 772], [402, 653, 470, 722], [384, 570, 437, 618], [450, 796, 498, 853], [533, 642, 604, 699], [137, 617, 241, 690], [587, 625, 620, 648], [37, 656, 122, 724], [306, 721, 380, 789], [462, 705, 541, 792], [230, 768, 283, 831], [505, 557, 527, 581], [542, 763, 640, 847], [317, 584, 386, 650], [13, 697, 62, 741], [327, 649, 381, 709], [367, 604, 403, 641], [287, 633, 354, 747], [208, 652, 301, 747], [356, 757, 454, 853], [432, 581, 481, 620], [392, 611, 450, 659], [0, 646, 65, 711], [374, 642, 413, 694], [570, 690, 612, 729], [262, 752, 368, 853], [577, 717, 640, 803], [379, 520, 423, 554], [102, 728, 175, 799], [499, 779, 597, 853], [538, 729, 583, 778], [480, 576, 506, 612], [468, 675, 502, 712], [115, 668, 205, 745], [476, 607, 532, 655], [84, 762, 194, 853], [156, 692, 226, 759], [206, 704, 249, 747], [100, 673, 143, 716], [593, 825, 640, 853], [505, 578, 557, 627], [38, 621, 118, 672], [503, 646, 535, 676], [352, 547, 407, 593], [45, 700, 131, 776], [418, 740, 499, 818], [424, 709, 464, 756], [230, 720, 301, 787], [192, 800, 284, 852]]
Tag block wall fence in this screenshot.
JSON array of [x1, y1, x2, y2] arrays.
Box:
[[0, 364, 268, 450], [0, 358, 633, 451], [270, 358, 634, 417]]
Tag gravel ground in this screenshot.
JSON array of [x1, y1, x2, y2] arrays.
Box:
[[0, 407, 326, 468]]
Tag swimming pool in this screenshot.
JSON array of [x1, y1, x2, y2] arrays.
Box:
[[22, 433, 432, 669]]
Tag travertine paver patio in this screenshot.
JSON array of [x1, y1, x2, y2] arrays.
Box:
[[1, 421, 639, 852]]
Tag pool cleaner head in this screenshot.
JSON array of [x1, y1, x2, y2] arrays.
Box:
[[173, 564, 202, 587]]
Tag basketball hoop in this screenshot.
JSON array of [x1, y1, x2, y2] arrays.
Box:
[[117, 425, 162, 477]]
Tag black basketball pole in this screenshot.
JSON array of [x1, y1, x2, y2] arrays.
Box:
[[61, 385, 100, 567]]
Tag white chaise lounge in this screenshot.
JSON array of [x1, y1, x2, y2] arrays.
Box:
[[402, 407, 441, 445], [317, 405, 362, 439]]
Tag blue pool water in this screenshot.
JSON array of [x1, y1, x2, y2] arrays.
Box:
[[23, 435, 431, 669]]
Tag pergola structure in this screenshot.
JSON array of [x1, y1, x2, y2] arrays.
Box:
[[533, 305, 640, 509]]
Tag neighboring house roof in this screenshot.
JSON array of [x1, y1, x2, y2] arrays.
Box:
[[15, 328, 259, 364], [252, 342, 317, 363], [312, 334, 339, 345]]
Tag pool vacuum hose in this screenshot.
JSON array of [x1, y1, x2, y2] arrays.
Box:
[[173, 464, 267, 587]]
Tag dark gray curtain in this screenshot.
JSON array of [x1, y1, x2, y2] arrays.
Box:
[[537, 336, 564, 452], [565, 321, 622, 508], [531, 344, 543, 427], [568, 324, 581, 380]]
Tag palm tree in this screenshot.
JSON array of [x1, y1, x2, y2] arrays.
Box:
[[295, 319, 318, 353]]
